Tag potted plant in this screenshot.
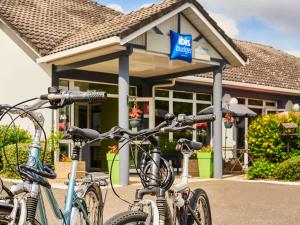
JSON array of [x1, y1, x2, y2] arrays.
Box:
[[224, 112, 234, 129], [106, 145, 120, 184], [197, 146, 214, 179], [129, 101, 143, 128]]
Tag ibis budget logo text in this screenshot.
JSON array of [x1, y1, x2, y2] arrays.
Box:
[[170, 30, 192, 63]]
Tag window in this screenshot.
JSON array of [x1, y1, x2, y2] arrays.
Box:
[[58, 80, 71, 132], [173, 91, 193, 100], [155, 100, 169, 126], [155, 89, 169, 98], [174, 102, 193, 140], [266, 101, 277, 107], [248, 99, 263, 106], [155, 88, 212, 143], [237, 98, 245, 105], [74, 81, 137, 96], [197, 93, 211, 102]]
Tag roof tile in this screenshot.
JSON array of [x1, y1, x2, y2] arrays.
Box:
[[196, 40, 300, 90]]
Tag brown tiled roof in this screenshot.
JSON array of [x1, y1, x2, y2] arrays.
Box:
[[196, 40, 300, 90], [0, 0, 122, 55], [0, 0, 247, 62]]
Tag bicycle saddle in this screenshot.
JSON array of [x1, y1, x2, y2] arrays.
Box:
[[177, 138, 203, 151], [66, 126, 100, 141]]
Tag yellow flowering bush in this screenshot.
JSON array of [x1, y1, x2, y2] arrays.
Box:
[[248, 112, 300, 163]]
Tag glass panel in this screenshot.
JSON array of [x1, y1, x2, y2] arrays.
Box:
[[130, 87, 137, 96], [155, 89, 169, 98], [248, 99, 263, 106], [58, 80, 71, 132], [75, 105, 88, 128], [196, 93, 211, 101], [59, 80, 69, 90], [237, 98, 245, 104], [197, 103, 210, 114], [155, 100, 169, 126], [173, 91, 193, 100], [196, 123, 211, 147], [173, 102, 193, 140], [74, 81, 118, 94], [91, 146, 102, 170], [58, 106, 71, 132], [266, 101, 276, 107], [90, 105, 101, 132]]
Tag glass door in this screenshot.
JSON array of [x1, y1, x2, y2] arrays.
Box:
[[74, 103, 103, 172], [129, 97, 154, 170]]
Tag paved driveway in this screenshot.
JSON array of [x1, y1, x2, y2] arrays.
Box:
[[4, 180, 300, 224]]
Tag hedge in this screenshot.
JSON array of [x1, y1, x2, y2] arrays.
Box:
[[274, 156, 300, 181], [0, 125, 32, 169], [1, 143, 51, 178]]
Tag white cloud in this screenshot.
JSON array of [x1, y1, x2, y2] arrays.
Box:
[[208, 12, 240, 38], [200, 0, 300, 35], [286, 50, 300, 58], [106, 3, 124, 13], [140, 3, 154, 9]]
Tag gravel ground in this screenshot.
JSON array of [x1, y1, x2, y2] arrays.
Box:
[[2, 179, 300, 225]]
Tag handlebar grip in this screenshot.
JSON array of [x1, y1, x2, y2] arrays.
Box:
[[41, 91, 107, 104], [179, 114, 215, 125], [65, 91, 107, 104]]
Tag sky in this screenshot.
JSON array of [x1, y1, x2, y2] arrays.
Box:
[[97, 0, 300, 57]]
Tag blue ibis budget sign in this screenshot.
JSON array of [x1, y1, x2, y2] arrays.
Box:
[[170, 30, 192, 63]]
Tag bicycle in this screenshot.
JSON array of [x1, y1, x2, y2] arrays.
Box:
[[0, 87, 107, 225], [82, 113, 214, 225]]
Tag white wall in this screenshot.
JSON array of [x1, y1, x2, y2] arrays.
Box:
[[0, 24, 52, 137]]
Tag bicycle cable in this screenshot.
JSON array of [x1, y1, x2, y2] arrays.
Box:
[[2, 105, 50, 178]]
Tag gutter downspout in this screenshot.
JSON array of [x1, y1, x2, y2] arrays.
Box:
[[151, 79, 176, 97]]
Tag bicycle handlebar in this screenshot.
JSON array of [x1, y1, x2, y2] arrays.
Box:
[[86, 113, 215, 144], [40, 90, 107, 105], [177, 114, 215, 125]]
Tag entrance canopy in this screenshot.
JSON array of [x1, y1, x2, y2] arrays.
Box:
[[0, 0, 248, 185], [37, 0, 247, 78]]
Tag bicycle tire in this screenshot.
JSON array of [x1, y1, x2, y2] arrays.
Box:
[[103, 211, 148, 225], [186, 188, 212, 225], [74, 184, 103, 225], [0, 205, 40, 225]]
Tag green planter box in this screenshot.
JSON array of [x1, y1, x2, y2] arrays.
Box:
[[197, 152, 213, 179], [106, 153, 120, 185]]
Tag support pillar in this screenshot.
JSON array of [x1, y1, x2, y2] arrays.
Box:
[[213, 66, 223, 179], [118, 53, 130, 186]]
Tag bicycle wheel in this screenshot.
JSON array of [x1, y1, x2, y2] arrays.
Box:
[[0, 204, 40, 225], [73, 185, 103, 225], [103, 211, 148, 225], [187, 188, 212, 225]]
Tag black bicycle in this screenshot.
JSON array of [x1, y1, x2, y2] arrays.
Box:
[[74, 113, 214, 225]]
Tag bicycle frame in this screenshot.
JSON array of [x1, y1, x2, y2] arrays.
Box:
[[4, 100, 90, 225]]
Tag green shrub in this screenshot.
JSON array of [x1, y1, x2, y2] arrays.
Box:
[[0, 125, 32, 169], [0, 125, 32, 148], [248, 112, 300, 163], [274, 156, 300, 181], [1, 143, 51, 178], [246, 160, 277, 180], [160, 140, 177, 153]]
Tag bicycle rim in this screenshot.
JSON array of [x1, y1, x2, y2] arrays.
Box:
[[75, 187, 101, 225], [194, 195, 210, 225]]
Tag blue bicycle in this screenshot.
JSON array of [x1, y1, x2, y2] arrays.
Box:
[[0, 87, 107, 225]]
